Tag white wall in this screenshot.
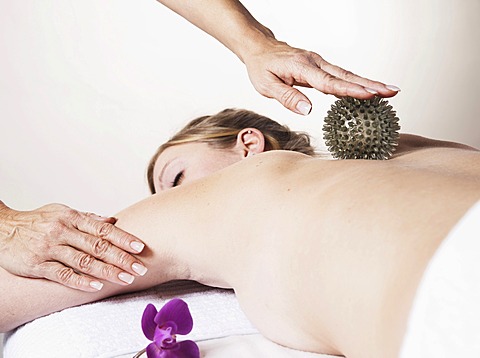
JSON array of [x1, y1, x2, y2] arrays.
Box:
[[1, 0, 479, 218]]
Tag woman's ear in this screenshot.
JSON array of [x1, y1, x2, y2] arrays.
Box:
[[236, 128, 265, 158]]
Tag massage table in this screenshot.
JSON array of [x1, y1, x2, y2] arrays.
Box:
[[3, 280, 337, 357]]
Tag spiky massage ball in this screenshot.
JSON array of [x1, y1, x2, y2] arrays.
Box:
[[323, 97, 400, 160]]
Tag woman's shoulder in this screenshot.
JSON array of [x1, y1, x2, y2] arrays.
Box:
[[256, 150, 314, 162], [218, 150, 316, 187], [237, 150, 328, 187], [394, 133, 478, 157], [248, 150, 316, 173]]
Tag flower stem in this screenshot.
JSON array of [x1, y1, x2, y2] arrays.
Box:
[[133, 348, 146, 358]]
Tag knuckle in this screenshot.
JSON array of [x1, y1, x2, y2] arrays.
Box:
[[56, 267, 76, 283], [51, 205, 77, 220], [291, 51, 309, 64], [65, 208, 82, 224], [30, 261, 46, 278], [280, 88, 298, 109], [77, 253, 95, 272], [115, 251, 132, 267], [97, 222, 114, 238], [35, 232, 51, 251], [92, 238, 110, 257], [292, 51, 319, 68], [310, 51, 324, 61], [24, 253, 42, 270], [47, 220, 66, 238], [101, 264, 117, 279], [63, 207, 77, 217], [341, 69, 357, 81], [321, 73, 339, 94]]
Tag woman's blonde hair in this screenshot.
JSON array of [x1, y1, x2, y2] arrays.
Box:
[[147, 108, 315, 193]]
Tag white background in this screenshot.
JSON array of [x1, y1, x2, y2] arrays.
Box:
[[1, 0, 479, 217], [0, 0, 479, 354]]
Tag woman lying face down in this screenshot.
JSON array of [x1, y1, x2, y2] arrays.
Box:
[[1, 108, 479, 358], [147, 108, 316, 193]]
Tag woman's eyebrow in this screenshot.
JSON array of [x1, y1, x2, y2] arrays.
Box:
[[158, 158, 175, 191]]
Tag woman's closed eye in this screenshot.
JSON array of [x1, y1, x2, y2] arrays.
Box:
[[172, 171, 185, 187]]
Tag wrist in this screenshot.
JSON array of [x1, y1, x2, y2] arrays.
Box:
[[231, 25, 277, 64]]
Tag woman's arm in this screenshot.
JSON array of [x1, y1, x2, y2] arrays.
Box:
[[0, 194, 184, 332], [0, 160, 258, 332], [157, 0, 272, 63], [156, 0, 399, 114]]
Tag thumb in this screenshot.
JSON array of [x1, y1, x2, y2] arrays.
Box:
[[269, 83, 312, 116]]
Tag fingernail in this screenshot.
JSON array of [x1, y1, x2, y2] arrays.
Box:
[[132, 263, 148, 276], [386, 85, 401, 92], [364, 87, 378, 94], [130, 241, 145, 253], [296, 101, 312, 116], [90, 281, 104, 290], [118, 272, 135, 284]]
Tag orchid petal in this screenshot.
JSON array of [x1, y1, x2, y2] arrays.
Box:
[[146, 341, 163, 358], [146, 340, 199, 358], [175, 340, 200, 358], [154, 299, 193, 335], [142, 303, 159, 341]]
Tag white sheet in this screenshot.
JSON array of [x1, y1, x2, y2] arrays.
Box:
[[115, 334, 338, 358], [3, 280, 337, 358], [400, 201, 480, 357], [4, 281, 257, 357]]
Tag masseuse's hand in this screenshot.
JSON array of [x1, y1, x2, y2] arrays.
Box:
[[243, 39, 400, 115], [156, 0, 399, 115], [0, 201, 147, 292]]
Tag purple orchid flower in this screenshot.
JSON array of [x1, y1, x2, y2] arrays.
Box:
[[141, 299, 199, 358]]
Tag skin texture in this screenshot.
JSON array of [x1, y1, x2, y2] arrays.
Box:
[[0, 203, 147, 291], [1, 134, 479, 358]]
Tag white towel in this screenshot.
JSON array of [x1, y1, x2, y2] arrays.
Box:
[[3, 281, 258, 358], [400, 201, 480, 357]]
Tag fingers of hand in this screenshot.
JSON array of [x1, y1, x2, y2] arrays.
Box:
[[66, 216, 148, 280], [297, 62, 369, 99], [77, 215, 145, 254], [69, 232, 148, 279], [39, 261, 105, 292], [318, 61, 399, 98], [276, 84, 312, 115], [252, 70, 312, 116], [49, 245, 141, 286]]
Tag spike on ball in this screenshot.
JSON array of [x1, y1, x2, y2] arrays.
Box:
[[323, 97, 400, 160]]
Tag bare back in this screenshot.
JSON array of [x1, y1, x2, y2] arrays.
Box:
[[2, 136, 479, 358], [225, 139, 480, 357]]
